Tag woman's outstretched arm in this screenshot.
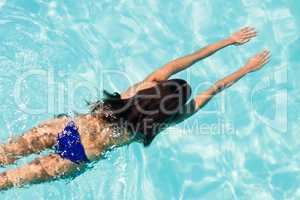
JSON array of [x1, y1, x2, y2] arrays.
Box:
[[193, 50, 270, 110], [145, 27, 257, 82], [173, 50, 270, 123]]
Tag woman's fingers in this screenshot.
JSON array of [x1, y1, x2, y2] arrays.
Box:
[[261, 58, 270, 65], [255, 50, 264, 58], [261, 55, 271, 65], [251, 50, 269, 62], [259, 50, 270, 59], [244, 31, 257, 37], [241, 26, 251, 31], [242, 26, 255, 33], [260, 52, 271, 64], [240, 27, 257, 42], [258, 49, 267, 56], [246, 49, 271, 72], [243, 29, 257, 36], [242, 34, 255, 42], [232, 26, 257, 44], [257, 50, 271, 66]]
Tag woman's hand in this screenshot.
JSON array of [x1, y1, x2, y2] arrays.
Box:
[[243, 50, 271, 73], [229, 27, 257, 45]]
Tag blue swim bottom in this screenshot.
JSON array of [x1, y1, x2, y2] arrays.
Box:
[[55, 121, 89, 164]]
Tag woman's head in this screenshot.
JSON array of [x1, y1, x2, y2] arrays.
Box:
[[91, 79, 192, 146]]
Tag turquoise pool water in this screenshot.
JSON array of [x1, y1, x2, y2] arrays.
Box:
[[0, 0, 300, 199]]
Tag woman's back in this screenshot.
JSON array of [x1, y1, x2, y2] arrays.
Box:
[[72, 114, 133, 161]]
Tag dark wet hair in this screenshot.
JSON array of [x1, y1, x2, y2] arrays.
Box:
[[90, 79, 192, 146]]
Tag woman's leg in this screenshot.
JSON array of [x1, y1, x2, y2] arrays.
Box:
[[0, 117, 69, 165], [0, 153, 78, 190]]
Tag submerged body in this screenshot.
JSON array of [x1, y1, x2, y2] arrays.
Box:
[[0, 114, 133, 189], [0, 26, 270, 190]]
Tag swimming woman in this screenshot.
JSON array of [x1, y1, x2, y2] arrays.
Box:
[[0, 27, 270, 190]]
